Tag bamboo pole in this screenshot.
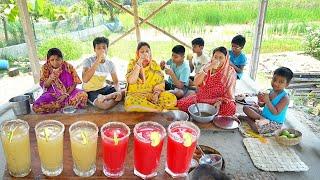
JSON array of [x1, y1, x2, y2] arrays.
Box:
[[132, 0, 141, 43], [16, 0, 40, 84], [110, 0, 173, 46], [105, 0, 191, 49], [250, 0, 268, 80]]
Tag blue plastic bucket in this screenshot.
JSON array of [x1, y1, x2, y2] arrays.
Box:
[[0, 59, 9, 70]]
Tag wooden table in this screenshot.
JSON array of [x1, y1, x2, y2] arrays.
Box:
[[2, 112, 226, 179]]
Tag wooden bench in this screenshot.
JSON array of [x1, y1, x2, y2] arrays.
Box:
[[288, 72, 320, 98]]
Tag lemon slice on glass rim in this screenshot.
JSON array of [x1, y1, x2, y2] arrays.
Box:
[[183, 132, 193, 147], [150, 131, 161, 147]]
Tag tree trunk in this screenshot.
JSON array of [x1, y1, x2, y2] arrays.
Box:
[[2, 17, 9, 44], [91, 14, 94, 27], [31, 18, 37, 40], [110, 10, 115, 21]]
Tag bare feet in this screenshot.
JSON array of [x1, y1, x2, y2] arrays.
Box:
[[255, 118, 270, 126]]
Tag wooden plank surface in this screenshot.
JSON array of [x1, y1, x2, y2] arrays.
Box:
[[288, 82, 319, 88], [293, 72, 320, 77], [291, 78, 320, 82], [289, 87, 320, 92], [2, 112, 226, 179]]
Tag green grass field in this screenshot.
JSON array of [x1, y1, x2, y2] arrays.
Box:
[[104, 37, 302, 62], [119, 0, 320, 32], [114, 0, 318, 59]]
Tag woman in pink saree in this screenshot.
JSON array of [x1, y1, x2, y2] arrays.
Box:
[[33, 48, 88, 114]]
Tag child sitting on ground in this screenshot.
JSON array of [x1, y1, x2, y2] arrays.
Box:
[[160, 45, 190, 99], [243, 67, 293, 134], [187, 37, 210, 86], [229, 35, 247, 79]]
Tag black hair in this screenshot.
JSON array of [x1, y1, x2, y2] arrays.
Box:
[[47, 48, 63, 60], [192, 37, 204, 47], [231, 35, 246, 48], [212, 46, 228, 57], [274, 67, 294, 83], [172, 45, 185, 56], [137, 41, 150, 51], [93, 37, 109, 48]]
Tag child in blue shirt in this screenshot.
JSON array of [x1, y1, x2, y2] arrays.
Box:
[[229, 35, 247, 79], [243, 67, 293, 134], [160, 45, 190, 99]]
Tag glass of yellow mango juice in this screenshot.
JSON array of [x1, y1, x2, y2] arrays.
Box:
[[0, 119, 31, 177], [69, 121, 98, 177], [35, 120, 64, 176]]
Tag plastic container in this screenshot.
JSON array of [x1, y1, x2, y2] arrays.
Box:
[[0, 59, 9, 70]]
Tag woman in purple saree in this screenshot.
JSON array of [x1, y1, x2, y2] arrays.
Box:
[[33, 48, 88, 114]]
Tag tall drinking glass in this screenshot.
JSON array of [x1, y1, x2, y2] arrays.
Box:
[[133, 121, 166, 179], [165, 121, 200, 178], [35, 120, 64, 176], [69, 121, 98, 177], [101, 122, 130, 178], [0, 119, 31, 177]]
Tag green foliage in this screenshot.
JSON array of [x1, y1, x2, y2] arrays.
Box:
[[304, 27, 320, 59], [103, 30, 111, 38], [0, 0, 19, 22], [118, 13, 133, 31], [134, 0, 320, 33], [29, 0, 56, 22], [0, 0, 19, 45], [247, 38, 303, 54], [7, 20, 24, 45], [37, 37, 88, 61], [84, 0, 95, 27], [99, 0, 122, 21], [106, 40, 178, 62], [68, 3, 87, 17], [267, 22, 310, 36]]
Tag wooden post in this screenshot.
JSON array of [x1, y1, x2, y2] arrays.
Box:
[[16, 0, 40, 84], [106, 0, 191, 49], [250, 0, 268, 80], [110, 0, 173, 46], [132, 0, 141, 43], [2, 18, 9, 43]]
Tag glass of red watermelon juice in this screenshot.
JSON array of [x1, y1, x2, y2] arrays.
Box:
[[101, 122, 130, 178]]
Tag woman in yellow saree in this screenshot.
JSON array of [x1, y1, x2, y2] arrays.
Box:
[[125, 42, 177, 112]]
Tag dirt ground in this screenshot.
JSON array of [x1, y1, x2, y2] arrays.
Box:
[[291, 106, 320, 138]]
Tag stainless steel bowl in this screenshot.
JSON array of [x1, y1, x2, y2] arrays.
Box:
[[188, 103, 218, 123], [167, 110, 189, 121], [62, 106, 77, 114]]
